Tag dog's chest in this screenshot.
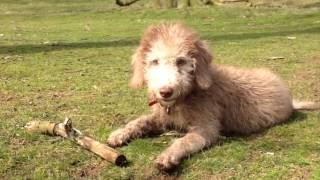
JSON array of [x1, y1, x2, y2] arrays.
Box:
[[166, 107, 188, 130]]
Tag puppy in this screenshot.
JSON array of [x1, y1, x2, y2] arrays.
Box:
[[107, 22, 319, 171]]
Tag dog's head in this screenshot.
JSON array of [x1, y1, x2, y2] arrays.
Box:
[[130, 22, 213, 107]]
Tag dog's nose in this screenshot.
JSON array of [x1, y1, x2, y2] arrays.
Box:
[[159, 87, 173, 99]]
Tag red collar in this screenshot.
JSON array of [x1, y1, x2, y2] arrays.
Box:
[[148, 100, 158, 106]]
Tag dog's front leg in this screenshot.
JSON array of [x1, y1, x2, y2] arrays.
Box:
[[107, 114, 162, 147], [155, 126, 218, 171]]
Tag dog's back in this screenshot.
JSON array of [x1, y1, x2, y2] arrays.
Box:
[[209, 65, 293, 134]]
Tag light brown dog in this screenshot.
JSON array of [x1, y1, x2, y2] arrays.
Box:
[[107, 22, 319, 171]]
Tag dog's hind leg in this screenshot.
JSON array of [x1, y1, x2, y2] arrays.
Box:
[[107, 114, 163, 147]]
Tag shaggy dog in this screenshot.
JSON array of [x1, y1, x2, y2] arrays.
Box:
[[107, 22, 319, 171]]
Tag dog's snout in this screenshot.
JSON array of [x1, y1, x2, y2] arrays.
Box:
[[159, 87, 173, 99]]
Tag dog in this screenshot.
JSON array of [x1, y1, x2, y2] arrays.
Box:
[[107, 22, 319, 172]]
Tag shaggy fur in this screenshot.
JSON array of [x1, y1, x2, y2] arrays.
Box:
[[107, 22, 319, 171]]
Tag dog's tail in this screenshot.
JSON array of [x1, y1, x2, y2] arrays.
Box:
[[292, 100, 320, 111]]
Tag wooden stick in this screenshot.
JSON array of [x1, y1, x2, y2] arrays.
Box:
[[25, 118, 127, 166]]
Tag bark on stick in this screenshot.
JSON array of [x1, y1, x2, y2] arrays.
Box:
[[25, 118, 127, 166]]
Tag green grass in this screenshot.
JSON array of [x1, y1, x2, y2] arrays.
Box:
[[1, 1, 320, 179]]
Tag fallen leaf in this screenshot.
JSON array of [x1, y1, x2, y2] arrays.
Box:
[[268, 56, 285, 60], [84, 25, 91, 31], [93, 85, 99, 90], [266, 152, 274, 156]]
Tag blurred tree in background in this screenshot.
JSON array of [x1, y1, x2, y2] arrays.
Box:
[[116, 0, 320, 8], [116, 0, 218, 8]]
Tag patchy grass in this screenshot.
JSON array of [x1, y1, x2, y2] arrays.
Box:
[[0, 0, 319, 179]]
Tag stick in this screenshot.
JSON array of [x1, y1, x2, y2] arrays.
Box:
[[25, 118, 127, 166]]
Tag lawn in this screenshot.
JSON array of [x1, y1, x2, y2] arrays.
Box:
[[0, 0, 319, 179]]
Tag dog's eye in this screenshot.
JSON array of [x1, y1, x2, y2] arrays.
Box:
[[176, 57, 187, 67], [151, 59, 159, 65]]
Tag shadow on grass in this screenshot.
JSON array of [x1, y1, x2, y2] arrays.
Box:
[[1, 26, 319, 55], [0, 38, 139, 55], [281, 111, 308, 125], [302, 2, 320, 8], [205, 26, 320, 42]]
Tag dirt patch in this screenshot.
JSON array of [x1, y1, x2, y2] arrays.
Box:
[[142, 166, 183, 180], [307, 56, 320, 65], [288, 166, 311, 179], [0, 92, 15, 102], [76, 161, 106, 178], [305, 57, 320, 100], [9, 138, 28, 150], [289, 56, 320, 101]]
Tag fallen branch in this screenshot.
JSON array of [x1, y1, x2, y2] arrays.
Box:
[[25, 118, 127, 167]]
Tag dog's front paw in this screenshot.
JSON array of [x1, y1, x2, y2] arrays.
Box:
[[155, 152, 180, 172], [107, 128, 130, 147]]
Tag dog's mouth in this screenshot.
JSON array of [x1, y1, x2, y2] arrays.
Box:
[[148, 98, 176, 107], [159, 98, 176, 106]]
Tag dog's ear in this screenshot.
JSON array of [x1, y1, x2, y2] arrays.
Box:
[[129, 47, 145, 88], [193, 41, 213, 90]]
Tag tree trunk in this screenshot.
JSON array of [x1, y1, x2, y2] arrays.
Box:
[[116, 0, 140, 6]]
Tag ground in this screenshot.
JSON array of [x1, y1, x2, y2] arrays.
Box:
[[0, 0, 319, 179]]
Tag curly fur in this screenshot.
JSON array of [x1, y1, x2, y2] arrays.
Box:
[[107, 22, 318, 172]]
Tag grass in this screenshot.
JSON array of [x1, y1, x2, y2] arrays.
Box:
[[0, 0, 319, 179]]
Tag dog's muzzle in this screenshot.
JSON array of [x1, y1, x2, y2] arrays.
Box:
[[148, 98, 175, 115]]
